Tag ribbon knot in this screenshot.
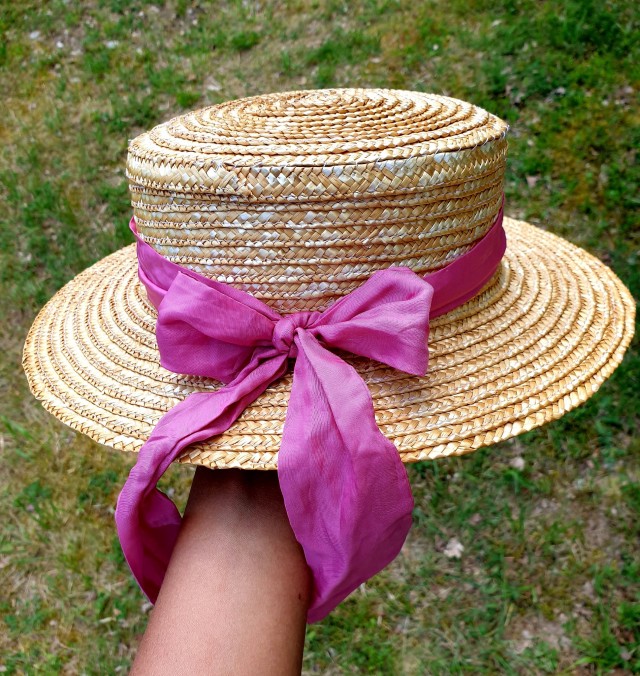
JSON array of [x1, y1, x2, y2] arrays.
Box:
[[272, 311, 320, 357]]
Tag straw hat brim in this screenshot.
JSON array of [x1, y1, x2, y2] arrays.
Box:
[[23, 217, 635, 470]]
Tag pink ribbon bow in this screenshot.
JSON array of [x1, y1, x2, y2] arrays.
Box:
[[116, 207, 506, 622]]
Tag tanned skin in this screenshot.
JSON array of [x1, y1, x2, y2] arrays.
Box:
[[130, 466, 311, 675]]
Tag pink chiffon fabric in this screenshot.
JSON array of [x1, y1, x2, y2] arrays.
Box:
[[115, 206, 506, 623]]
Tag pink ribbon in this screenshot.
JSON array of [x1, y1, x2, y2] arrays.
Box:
[[115, 206, 506, 623]]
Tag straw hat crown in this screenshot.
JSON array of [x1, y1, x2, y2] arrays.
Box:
[[126, 88, 509, 313]]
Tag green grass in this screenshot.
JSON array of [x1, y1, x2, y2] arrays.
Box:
[[1, 0, 638, 673]]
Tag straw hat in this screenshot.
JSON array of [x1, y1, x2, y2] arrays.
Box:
[[23, 88, 634, 470]]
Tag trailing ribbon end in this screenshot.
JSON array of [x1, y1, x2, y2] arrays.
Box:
[[278, 330, 415, 623], [114, 357, 288, 604], [115, 436, 184, 604]]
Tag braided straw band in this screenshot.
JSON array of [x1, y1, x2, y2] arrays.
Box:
[[116, 206, 506, 623]]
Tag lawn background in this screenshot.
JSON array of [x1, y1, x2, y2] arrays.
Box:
[[1, 0, 638, 673]]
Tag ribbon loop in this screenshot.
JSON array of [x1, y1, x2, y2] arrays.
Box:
[[313, 267, 434, 375], [156, 271, 277, 382]]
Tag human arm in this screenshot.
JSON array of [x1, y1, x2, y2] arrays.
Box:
[[130, 466, 311, 675]]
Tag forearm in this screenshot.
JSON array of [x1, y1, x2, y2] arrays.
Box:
[[131, 466, 311, 675]]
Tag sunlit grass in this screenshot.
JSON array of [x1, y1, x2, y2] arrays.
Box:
[[1, 0, 638, 672]]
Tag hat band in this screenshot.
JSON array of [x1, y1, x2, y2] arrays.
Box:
[[115, 203, 506, 623]]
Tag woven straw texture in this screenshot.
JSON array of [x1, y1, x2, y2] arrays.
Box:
[[23, 89, 635, 470], [127, 89, 508, 313]]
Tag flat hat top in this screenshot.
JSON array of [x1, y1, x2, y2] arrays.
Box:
[[126, 88, 508, 198]]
